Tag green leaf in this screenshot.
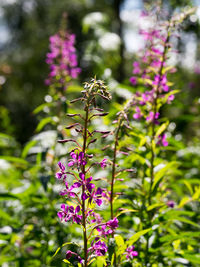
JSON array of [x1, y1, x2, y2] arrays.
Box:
[[127, 228, 151, 246], [63, 259, 73, 265], [0, 133, 17, 148], [96, 256, 107, 267], [160, 231, 200, 243], [35, 117, 56, 132], [0, 156, 28, 166], [152, 161, 178, 191], [33, 103, 53, 114], [127, 153, 146, 165], [183, 254, 200, 264], [173, 239, 181, 250], [155, 121, 169, 137], [0, 193, 20, 200], [178, 196, 191, 208], [67, 84, 83, 93], [139, 136, 147, 147], [115, 235, 124, 247], [147, 203, 164, 211], [0, 209, 13, 221], [116, 209, 138, 217], [173, 216, 200, 228], [192, 186, 200, 200], [183, 180, 193, 195], [22, 140, 38, 158]]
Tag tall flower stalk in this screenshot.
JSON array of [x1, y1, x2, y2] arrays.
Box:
[[110, 98, 135, 220], [129, 8, 195, 266], [55, 78, 120, 266], [109, 97, 137, 266]]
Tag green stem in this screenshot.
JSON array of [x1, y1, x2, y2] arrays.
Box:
[[111, 123, 121, 220], [110, 120, 121, 267], [145, 27, 170, 265], [82, 101, 89, 267]]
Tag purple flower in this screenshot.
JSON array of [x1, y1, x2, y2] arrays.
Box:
[[133, 61, 141, 74], [45, 31, 81, 87], [125, 245, 138, 259], [152, 47, 162, 55], [133, 106, 142, 120], [152, 74, 169, 92], [55, 161, 66, 180], [157, 134, 168, 147], [88, 187, 103, 206], [146, 111, 160, 122], [66, 250, 83, 263], [96, 224, 113, 237], [68, 151, 87, 168], [139, 29, 161, 41], [57, 204, 82, 224], [59, 181, 76, 198], [88, 240, 108, 256], [167, 200, 175, 208], [167, 94, 174, 104], [66, 250, 73, 259], [100, 158, 107, 169], [106, 217, 119, 229], [130, 76, 137, 85]]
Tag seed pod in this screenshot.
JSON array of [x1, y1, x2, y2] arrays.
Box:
[[70, 97, 85, 103], [58, 139, 77, 143], [65, 123, 81, 129], [87, 139, 97, 147]]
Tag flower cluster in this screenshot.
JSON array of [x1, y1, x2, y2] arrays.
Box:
[[96, 217, 119, 237], [45, 31, 81, 88], [56, 149, 120, 263], [130, 12, 178, 147], [88, 239, 108, 256]]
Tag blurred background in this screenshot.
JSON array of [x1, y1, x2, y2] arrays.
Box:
[[0, 0, 200, 266], [0, 0, 200, 145]]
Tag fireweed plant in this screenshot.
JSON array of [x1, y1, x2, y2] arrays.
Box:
[[33, 25, 81, 181], [127, 8, 196, 266], [54, 78, 122, 266], [34, 15, 81, 133]]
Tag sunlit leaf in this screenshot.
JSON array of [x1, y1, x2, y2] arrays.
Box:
[[127, 228, 151, 246]]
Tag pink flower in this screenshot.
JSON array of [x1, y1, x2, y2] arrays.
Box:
[[55, 161, 66, 180], [88, 240, 108, 256], [133, 106, 142, 120], [130, 76, 137, 85], [146, 111, 160, 122], [157, 134, 168, 147], [125, 245, 138, 259], [106, 217, 118, 229], [68, 151, 87, 168], [133, 61, 141, 74], [167, 94, 174, 104], [100, 159, 107, 169], [45, 31, 81, 87]]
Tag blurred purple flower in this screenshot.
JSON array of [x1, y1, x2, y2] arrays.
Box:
[[125, 245, 138, 259], [45, 31, 81, 87], [100, 158, 107, 169], [167, 200, 175, 208]]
